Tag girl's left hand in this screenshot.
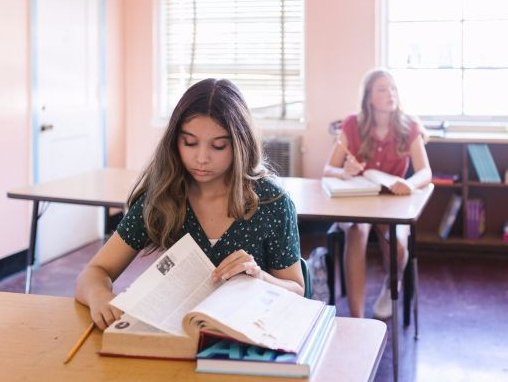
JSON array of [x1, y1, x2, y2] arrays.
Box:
[[390, 179, 415, 195], [212, 249, 262, 282]]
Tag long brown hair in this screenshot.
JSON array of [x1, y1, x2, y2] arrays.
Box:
[[356, 69, 417, 161], [128, 78, 269, 250]]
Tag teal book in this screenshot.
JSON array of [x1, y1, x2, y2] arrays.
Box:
[[196, 305, 336, 378], [467, 144, 501, 183]]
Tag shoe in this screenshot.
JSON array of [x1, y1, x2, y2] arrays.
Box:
[[372, 278, 392, 320]]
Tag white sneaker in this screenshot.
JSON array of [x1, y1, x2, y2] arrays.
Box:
[[372, 279, 393, 320]]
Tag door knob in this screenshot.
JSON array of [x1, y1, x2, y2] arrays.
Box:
[[40, 124, 54, 132]]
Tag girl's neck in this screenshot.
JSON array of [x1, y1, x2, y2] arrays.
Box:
[[189, 179, 228, 200]]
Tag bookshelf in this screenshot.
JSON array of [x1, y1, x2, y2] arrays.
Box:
[[417, 132, 508, 251]]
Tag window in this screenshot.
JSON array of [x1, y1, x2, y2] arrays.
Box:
[[156, 0, 304, 124], [382, 0, 508, 121]]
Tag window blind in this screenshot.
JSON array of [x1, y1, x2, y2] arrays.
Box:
[[158, 0, 304, 121]]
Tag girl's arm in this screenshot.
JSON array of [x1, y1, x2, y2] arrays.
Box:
[[75, 232, 139, 330], [391, 135, 432, 195], [323, 134, 365, 179], [212, 251, 305, 296]]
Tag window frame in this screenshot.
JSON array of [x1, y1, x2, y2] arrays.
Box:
[[152, 0, 306, 130], [380, 0, 508, 126]]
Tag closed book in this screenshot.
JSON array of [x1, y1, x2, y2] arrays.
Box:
[[467, 144, 501, 183], [196, 305, 336, 377], [438, 194, 463, 240], [466, 199, 485, 240], [322, 169, 403, 197]]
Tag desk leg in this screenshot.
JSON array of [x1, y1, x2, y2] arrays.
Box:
[[410, 224, 419, 339], [389, 224, 399, 382], [25, 200, 40, 294]]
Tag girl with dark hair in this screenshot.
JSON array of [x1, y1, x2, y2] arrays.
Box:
[[76, 78, 304, 330]]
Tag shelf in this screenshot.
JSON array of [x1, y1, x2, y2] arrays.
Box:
[[466, 181, 508, 188], [416, 232, 508, 251]]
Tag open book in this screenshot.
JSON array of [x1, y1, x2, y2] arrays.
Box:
[[101, 234, 327, 360], [322, 169, 403, 197]]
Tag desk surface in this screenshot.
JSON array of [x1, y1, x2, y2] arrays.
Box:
[[7, 168, 139, 208], [281, 177, 434, 223], [0, 292, 386, 382]]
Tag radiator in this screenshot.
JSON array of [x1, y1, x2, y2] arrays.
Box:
[[262, 135, 302, 177]]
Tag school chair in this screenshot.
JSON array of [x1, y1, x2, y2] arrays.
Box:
[[300, 258, 312, 299], [326, 222, 418, 331]]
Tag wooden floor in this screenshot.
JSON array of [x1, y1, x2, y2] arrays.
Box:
[[1, 233, 507, 382]]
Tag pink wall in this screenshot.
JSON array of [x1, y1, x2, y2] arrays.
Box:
[[106, 0, 126, 168], [0, 0, 30, 259], [0, 0, 379, 260], [122, 0, 379, 178]]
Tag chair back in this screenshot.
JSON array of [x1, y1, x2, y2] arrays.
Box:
[[300, 258, 312, 298]]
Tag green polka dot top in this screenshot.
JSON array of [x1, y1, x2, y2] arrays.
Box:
[[116, 177, 301, 271]]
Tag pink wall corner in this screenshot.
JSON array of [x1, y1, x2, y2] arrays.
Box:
[[106, 0, 126, 168], [0, 0, 30, 259], [302, 0, 377, 178], [124, 0, 163, 171]]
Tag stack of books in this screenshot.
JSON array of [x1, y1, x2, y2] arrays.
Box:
[[99, 233, 335, 378]]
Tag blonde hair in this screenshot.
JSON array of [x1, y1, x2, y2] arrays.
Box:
[[356, 69, 422, 161], [128, 78, 270, 250]]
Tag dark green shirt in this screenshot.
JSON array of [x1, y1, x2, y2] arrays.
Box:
[[116, 177, 301, 271]]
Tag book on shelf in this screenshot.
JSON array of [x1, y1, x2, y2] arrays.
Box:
[[100, 233, 328, 360], [438, 193, 463, 240], [465, 199, 485, 240], [467, 144, 501, 183], [195, 305, 336, 378], [322, 169, 403, 197], [432, 173, 460, 185]]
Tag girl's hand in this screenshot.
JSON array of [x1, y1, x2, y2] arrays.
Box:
[[212, 249, 262, 282], [88, 290, 124, 330], [342, 155, 366, 179], [390, 179, 415, 195]]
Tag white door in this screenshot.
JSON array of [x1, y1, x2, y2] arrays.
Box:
[[32, 0, 105, 264]]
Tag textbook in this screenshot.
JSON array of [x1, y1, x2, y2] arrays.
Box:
[[438, 193, 463, 240], [195, 305, 336, 377], [100, 234, 327, 360], [467, 143, 501, 183], [322, 169, 403, 197]]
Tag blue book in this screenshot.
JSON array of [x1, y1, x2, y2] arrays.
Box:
[[467, 144, 501, 183], [196, 305, 336, 377], [438, 194, 463, 240]]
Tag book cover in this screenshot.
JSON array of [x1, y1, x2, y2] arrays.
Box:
[[465, 199, 485, 240], [467, 144, 501, 183], [438, 194, 463, 240], [321, 169, 403, 198], [101, 233, 327, 360], [195, 305, 336, 377]]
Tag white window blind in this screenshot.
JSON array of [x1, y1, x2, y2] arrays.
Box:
[[383, 0, 508, 121], [156, 0, 304, 122]]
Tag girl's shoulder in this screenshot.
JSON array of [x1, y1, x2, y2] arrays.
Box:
[[255, 176, 286, 199], [341, 114, 360, 134]]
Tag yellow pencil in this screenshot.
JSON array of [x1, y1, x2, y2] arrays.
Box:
[[64, 322, 95, 364]]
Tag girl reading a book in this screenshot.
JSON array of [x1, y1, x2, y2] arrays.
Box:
[[323, 68, 432, 319], [75, 78, 305, 330]]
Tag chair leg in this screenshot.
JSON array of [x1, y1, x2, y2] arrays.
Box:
[[327, 223, 346, 305]]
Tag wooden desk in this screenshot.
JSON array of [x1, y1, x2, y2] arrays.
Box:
[[7, 168, 139, 293], [0, 291, 386, 382], [281, 177, 434, 382]]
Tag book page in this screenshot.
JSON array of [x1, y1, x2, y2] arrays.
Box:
[[183, 274, 325, 353], [362, 169, 403, 189], [110, 233, 222, 336]]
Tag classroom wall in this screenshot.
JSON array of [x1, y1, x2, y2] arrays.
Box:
[[0, 0, 30, 259], [0, 0, 378, 260], [122, 0, 379, 178]]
